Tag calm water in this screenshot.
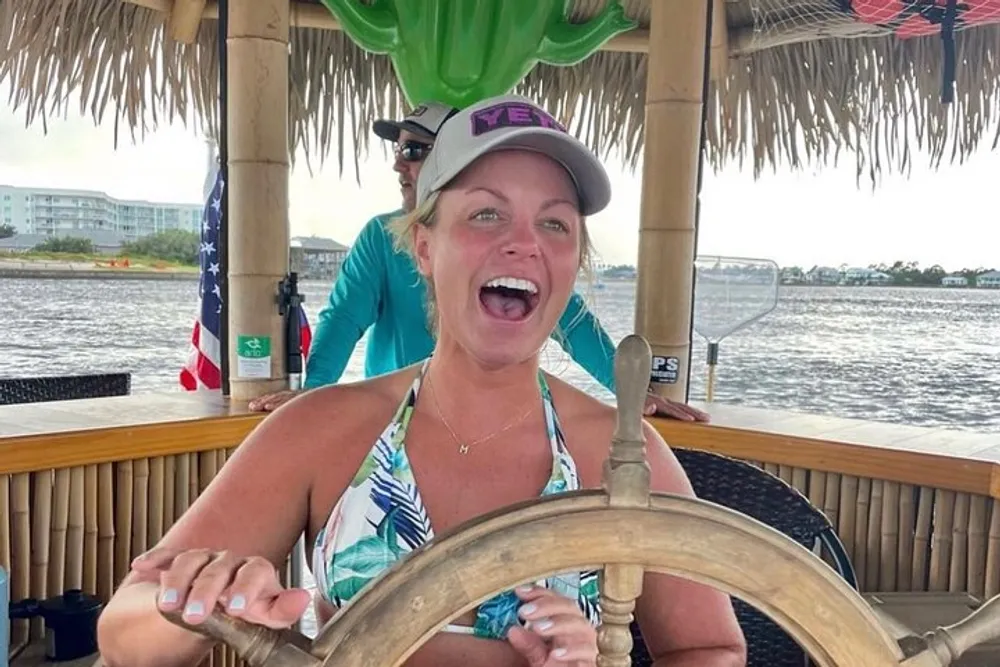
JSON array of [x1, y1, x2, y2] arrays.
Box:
[[2, 277, 998, 432]]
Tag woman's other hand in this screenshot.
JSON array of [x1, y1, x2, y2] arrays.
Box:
[[507, 585, 597, 666], [132, 547, 311, 630]]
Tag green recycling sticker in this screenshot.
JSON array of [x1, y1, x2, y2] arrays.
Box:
[[236, 335, 271, 379]]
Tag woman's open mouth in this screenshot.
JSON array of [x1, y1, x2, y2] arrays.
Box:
[[478, 276, 541, 322]]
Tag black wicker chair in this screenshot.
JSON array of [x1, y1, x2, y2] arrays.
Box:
[[629, 448, 857, 667], [0, 372, 132, 406]]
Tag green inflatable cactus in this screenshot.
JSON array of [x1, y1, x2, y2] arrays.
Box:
[[318, 0, 637, 108]]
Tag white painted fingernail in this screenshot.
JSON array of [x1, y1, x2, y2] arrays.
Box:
[[184, 601, 205, 617], [228, 594, 246, 611], [551, 647, 568, 659], [519, 603, 537, 618], [534, 617, 553, 631], [159, 589, 178, 605]]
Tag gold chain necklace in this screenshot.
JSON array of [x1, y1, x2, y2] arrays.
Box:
[[425, 372, 537, 454]]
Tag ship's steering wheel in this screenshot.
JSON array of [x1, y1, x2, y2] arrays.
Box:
[[161, 336, 1000, 667]]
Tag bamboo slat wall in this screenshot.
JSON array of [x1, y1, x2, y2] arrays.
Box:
[[0, 446, 282, 667], [5, 452, 999, 663], [2, 396, 999, 665], [748, 462, 1000, 599]]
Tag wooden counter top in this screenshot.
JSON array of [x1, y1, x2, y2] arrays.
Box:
[[0, 391, 253, 438], [1, 392, 997, 496], [653, 403, 999, 498], [0, 392, 261, 474]]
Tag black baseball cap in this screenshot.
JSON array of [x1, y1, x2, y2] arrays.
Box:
[[373, 102, 460, 143]]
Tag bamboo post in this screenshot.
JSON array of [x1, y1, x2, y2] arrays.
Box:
[[168, 0, 208, 43], [67, 466, 85, 591], [865, 480, 884, 591], [132, 458, 150, 558], [226, 0, 291, 401], [1, 475, 10, 578], [967, 496, 988, 598], [164, 456, 177, 533], [149, 456, 166, 544], [200, 452, 219, 495], [83, 465, 99, 595], [0, 474, 10, 646], [897, 484, 916, 591], [878, 481, 899, 591], [114, 461, 134, 587], [984, 498, 999, 597], [11, 473, 30, 648], [48, 468, 70, 596], [949, 492, 970, 591], [31, 471, 52, 638], [633, 0, 712, 402], [708, 0, 728, 83], [929, 490, 956, 591]]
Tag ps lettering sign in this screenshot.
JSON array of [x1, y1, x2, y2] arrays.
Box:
[[650, 355, 680, 385], [471, 102, 566, 136]]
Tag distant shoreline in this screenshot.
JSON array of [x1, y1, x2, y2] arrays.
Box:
[[0, 259, 199, 281]]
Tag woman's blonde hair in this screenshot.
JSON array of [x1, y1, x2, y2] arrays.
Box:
[[389, 192, 597, 339]]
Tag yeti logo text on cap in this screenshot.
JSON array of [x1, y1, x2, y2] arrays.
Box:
[[416, 94, 612, 217], [470, 102, 566, 136]]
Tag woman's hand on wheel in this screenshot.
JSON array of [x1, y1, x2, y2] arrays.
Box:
[[507, 585, 597, 665], [131, 547, 311, 630]]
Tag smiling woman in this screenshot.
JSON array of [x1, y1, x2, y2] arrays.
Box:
[[96, 93, 745, 667]]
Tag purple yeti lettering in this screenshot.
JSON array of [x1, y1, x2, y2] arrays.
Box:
[[470, 102, 565, 136]]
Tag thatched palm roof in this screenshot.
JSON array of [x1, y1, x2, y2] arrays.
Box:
[[1, 0, 998, 181]]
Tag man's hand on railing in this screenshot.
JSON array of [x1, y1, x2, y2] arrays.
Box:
[[247, 390, 302, 413], [643, 393, 710, 423]]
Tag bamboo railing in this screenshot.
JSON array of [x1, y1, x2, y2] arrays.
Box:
[[1, 449, 265, 667], [1, 394, 998, 665], [652, 412, 1000, 602], [0, 396, 267, 667]]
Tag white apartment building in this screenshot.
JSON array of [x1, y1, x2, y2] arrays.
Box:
[[0, 184, 202, 240]]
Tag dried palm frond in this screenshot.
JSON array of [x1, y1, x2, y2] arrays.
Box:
[[1, 0, 997, 185]]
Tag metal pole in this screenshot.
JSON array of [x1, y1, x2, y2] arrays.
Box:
[[217, 0, 231, 396], [685, 0, 715, 402]]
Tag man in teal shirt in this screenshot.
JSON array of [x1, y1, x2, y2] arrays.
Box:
[[250, 103, 707, 421]]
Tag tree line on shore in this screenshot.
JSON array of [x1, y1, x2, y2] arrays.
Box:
[[0, 227, 200, 265], [783, 261, 996, 286], [601, 261, 996, 286], [1, 225, 994, 285]]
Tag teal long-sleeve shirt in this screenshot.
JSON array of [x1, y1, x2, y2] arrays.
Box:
[[304, 211, 618, 392]]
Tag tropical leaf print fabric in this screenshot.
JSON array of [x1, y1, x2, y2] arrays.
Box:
[[311, 360, 601, 639]]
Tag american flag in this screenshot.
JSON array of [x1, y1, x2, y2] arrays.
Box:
[[180, 162, 312, 391]]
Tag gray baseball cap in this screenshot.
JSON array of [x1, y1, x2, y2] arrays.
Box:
[[415, 94, 611, 216], [373, 102, 459, 142]]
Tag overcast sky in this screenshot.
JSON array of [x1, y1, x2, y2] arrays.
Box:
[[1, 91, 996, 272]]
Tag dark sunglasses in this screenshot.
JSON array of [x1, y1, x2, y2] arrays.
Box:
[[395, 139, 432, 162]]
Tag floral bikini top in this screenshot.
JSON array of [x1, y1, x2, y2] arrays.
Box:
[[311, 360, 601, 640]]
